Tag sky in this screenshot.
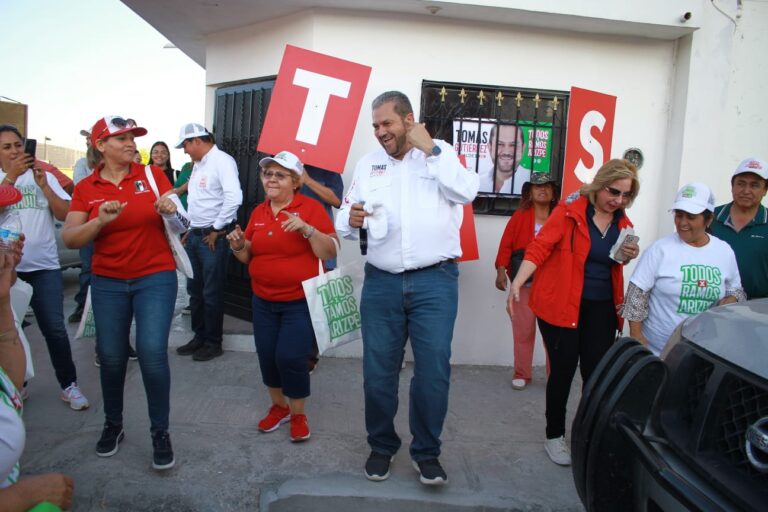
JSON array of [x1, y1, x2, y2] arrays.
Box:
[[1, 0, 206, 167]]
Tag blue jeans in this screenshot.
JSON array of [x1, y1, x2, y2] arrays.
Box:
[[74, 241, 93, 308], [251, 295, 313, 399], [17, 269, 77, 389], [361, 262, 459, 461], [92, 271, 177, 432], [185, 231, 229, 346]]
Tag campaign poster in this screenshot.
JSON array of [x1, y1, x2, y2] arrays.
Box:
[[258, 45, 372, 173], [454, 118, 553, 195]]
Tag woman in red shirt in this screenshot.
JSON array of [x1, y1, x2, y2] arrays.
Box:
[[494, 173, 558, 390], [62, 116, 189, 471], [509, 159, 641, 467], [227, 151, 337, 443]]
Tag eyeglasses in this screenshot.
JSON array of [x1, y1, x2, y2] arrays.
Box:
[[604, 186, 633, 199], [98, 117, 137, 140], [261, 170, 290, 180]]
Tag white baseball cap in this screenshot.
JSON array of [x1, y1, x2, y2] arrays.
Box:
[[732, 157, 768, 180], [175, 123, 209, 148], [259, 151, 303, 175], [671, 182, 716, 214]]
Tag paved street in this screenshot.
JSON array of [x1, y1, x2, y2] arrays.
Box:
[[18, 269, 583, 511]]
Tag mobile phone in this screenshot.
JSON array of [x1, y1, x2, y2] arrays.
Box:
[[24, 138, 37, 159]]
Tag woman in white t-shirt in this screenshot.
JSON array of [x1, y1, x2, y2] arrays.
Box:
[[0, 125, 89, 410], [623, 182, 746, 355]]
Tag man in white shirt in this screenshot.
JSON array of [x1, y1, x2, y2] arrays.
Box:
[[477, 124, 529, 194], [173, 123, 243, 362], [336, 91, 479, 486]]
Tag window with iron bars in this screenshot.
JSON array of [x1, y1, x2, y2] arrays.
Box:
[[420, 80, 569, 216]]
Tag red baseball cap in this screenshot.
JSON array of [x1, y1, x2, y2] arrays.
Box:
[[90, 116, 147, 146], [0, 185, 22, 207]]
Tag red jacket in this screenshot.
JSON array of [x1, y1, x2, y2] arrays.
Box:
[[495, 206, 536, 278], [525, 195, 632, 330]]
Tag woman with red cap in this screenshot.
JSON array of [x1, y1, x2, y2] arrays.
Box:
[[0, 124, 89, 411], [62, 116, 189, 471]]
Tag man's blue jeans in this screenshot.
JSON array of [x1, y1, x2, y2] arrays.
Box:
[[17, 269, 77, 389], [74, 241, 93, 308], [361, 262, 459, 462], [91, 270, 177, 432], [185, 231, 229, 346]]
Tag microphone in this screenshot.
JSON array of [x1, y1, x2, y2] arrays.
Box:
[[359, 201, 367, 255]]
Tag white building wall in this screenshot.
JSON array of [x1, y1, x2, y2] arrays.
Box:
[[202, 4, 767, 365]]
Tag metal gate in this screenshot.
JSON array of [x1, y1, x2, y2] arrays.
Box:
[[214, 78, 275, 320]]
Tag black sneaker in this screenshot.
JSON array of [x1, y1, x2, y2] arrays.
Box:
[[96, 423, 124, 457], [176, 338, 204, 356], [128, 344, 138, 361], [192, 343, 223, 361], [152, 431, 175, 470], [412, 458, 447, 486], [364, 451, 393, 481], [68, 305, 84, 324]]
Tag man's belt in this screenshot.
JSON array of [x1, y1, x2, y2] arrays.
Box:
[[402, 258, 458, 273], [190, 226, 227, 236]]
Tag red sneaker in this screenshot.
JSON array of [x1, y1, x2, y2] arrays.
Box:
[[290, 414, 311, 442], [258, 404, 290, 433]]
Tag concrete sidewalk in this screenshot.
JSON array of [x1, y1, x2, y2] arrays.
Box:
[[18, 270, 583, 511]]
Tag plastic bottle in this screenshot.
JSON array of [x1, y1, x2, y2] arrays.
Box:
[[0, 209, 22, 252]]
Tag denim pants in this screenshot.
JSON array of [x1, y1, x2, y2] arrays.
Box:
[[251, 295, 313, 399], [17, 269, 77, 389], [74, 241, 93, 308], [361, 262, 459, 461], [185, 231, 229, 346], [91, 271, 177, 432]]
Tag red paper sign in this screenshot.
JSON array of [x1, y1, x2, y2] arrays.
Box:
[[258, 45, 371, 173], [561, 87, 617, 196], [457, 154, 479, 262]]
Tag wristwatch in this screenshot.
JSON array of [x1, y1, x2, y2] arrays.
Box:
[[429, 145, 442, 157]]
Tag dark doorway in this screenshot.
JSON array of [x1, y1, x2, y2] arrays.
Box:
[[214, 78, 275, 320]]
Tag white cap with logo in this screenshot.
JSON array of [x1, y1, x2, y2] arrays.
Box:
[[732, 157, 768, 180], [258, 151, 304, 175], [175, 123, 209, 148], [671, 182, 716, 214]]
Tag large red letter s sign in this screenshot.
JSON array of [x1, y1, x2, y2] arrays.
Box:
[[561, 87, 617, 195], [258, 45, 371, 173]]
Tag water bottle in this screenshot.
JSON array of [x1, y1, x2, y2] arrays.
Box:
[[0, 209, 22, 252]]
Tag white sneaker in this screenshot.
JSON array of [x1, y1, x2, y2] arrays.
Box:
[[61, 383, 89, 411], [512, 378, 527, 390], [544, 436, 571, 466]]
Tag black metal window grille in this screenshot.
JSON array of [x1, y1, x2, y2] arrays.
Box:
[[420, 80, 569, 216]]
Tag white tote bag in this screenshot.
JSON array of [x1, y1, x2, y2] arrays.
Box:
[[74, 286, 96, 339], [302, 258, 365, 355], [144, 166, 194, 279]]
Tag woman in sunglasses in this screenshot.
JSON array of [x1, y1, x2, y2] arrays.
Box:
[[62, 116, 189, 471], [226, 151, 337, 443], [508, 159, 640, 467], [622, 182, 744, 356]]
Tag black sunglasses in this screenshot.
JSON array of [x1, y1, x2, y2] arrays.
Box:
[[604, 186, 633, 199]]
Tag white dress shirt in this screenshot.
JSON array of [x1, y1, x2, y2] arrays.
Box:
[[187, 145, 243, 229], [477, 161, 530, 194], [336, 140, 479, 273]]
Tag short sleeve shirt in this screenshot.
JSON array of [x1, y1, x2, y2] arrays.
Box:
[[70, 163, 176, 279], [629, 233, 742, 354], [244, 193, 335, 301]]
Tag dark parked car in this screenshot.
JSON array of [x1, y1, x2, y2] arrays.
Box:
[[572, 299, 768, 512]]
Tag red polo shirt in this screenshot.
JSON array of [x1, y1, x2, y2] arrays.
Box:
[[70, 163, 176, 279], [245, 193, 335, 301]]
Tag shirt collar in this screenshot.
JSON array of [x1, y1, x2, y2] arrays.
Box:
[[719, 202, 767, 228], [92, 162, 144, 184]]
